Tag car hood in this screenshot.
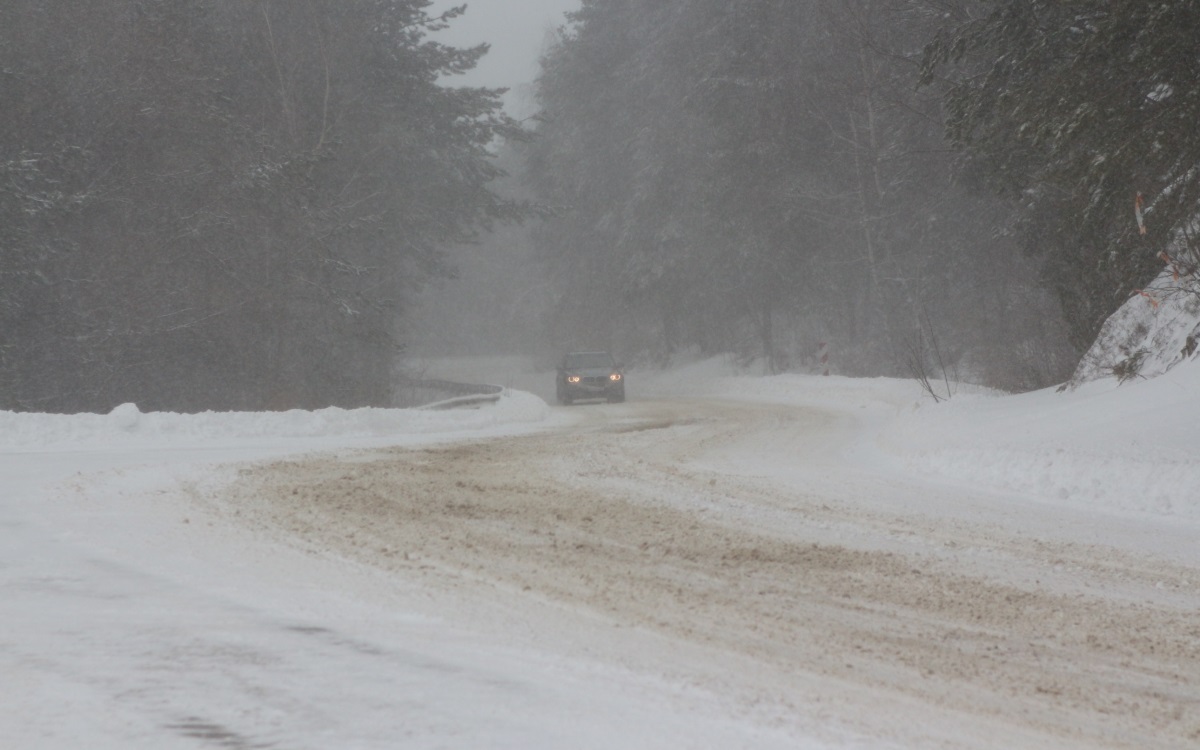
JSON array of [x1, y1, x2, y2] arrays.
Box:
[[566, 366, 620, 377]]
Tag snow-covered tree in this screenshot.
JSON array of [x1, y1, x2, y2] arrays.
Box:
[[922, 0, 1200, 349]]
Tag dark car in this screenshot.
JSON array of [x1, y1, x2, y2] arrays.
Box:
[[556, 351, 625, 404]]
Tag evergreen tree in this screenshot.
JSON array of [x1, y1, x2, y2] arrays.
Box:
[[0, 0, 528, 412], [922, 0, 1200, 348]]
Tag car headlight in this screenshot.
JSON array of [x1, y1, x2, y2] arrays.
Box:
[[609, 372, 622, 381], [567, 375, 581, 383]]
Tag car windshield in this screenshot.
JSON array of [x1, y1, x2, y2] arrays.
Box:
[[564, 352, 615, 369]]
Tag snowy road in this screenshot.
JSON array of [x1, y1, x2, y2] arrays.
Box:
[[6, 441, 804, 750], [224, 397, 1198, 749], [4, 365, 1199, 749]]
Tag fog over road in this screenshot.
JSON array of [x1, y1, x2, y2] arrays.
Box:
[[225, 396, 1200, 749]]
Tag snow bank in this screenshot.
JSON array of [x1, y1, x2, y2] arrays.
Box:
[[638, 351, 1200, 521], [649, 289, 1200, 521], [0, 389, 549, 451], [1068, 267, 1200, 385], [884, 359, 1200, 520]]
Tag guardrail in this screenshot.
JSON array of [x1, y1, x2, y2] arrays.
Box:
[[400, 379, 504, 410]]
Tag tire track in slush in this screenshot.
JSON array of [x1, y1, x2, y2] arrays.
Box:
[[224, 400, 1200, 749]]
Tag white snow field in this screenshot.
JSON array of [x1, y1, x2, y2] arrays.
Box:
[[3, 355, 1198, 749]]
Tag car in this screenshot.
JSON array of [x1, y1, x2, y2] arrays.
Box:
[[556, 351, 625, 404]]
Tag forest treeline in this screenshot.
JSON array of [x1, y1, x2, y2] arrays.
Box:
[[520, 0, 1200, 388], [1, 0, 526, 412], [6, 1, 1199, 412]]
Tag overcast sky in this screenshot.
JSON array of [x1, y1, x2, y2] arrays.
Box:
[[427, 0, 581, 98]]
